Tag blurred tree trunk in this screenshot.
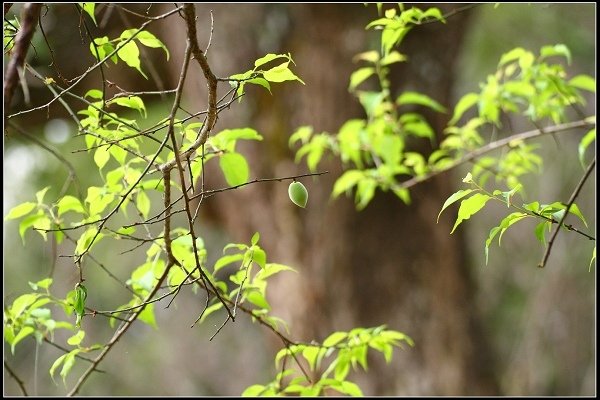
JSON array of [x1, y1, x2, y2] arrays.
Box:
[[162, 3, 499, 395]]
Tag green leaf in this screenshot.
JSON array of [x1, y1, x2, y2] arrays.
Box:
[[197, 302, 224, 324], [397, 91, 446, 113], [256, 263, 296, 280], [5, 202, 36, 220], [332, 170, 364, 198], [36, 186, 51, 204], [567, 203, 588, 227], [19, 212, 45, 243], [246, 291, 270, 310], [254, 53, 288, 68], [534, 221, 550, 244], [11, 326, 34, 354], [349, 67, 375, 90], [219, 153, 249, 186], [9, 293, 40, 319], [136, 30, 170, 60], [449, 93, 478, 125], [49, 353, 68, 382], [451, 193, 491, 234], [251, 232, 260, 246], [540, 44, 571, 65], [437, 189, 474, 222], [110, 96, 146, 118], [116, 40, 147, 79], [355, 178, 377, 210], [79, 3, 97, 25], [84, 89, 103, 99], [136, 190, 151, 219], [498, 47, 527, 68], [60, 350, 79, 383], [578, 129, 595, 167], [380, 50, 406, 66], [57, 196, 85, 216], [67, 330, 86, 346], [138, 303, 157, 329], [569, 75, 596, 92], [263, 62, 305, 84], [214, 254, 244, 273], [335, 380, 364, 397], [302, 346, 320, 370], [93, 147, 110, 169], [323, 331, 348, 347], [75, 228, 103, 256], [589, 247, 596, 272], [242, 385, 268, 397]]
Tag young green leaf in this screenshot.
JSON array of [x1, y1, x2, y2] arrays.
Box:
[[451, 193, 491, 234], [219, 153, 249, 186]]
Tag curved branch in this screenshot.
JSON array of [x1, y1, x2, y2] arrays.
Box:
[[3, 2, 42, 122]]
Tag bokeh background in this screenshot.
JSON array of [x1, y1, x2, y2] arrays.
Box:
[[4, 3, 596, 396]]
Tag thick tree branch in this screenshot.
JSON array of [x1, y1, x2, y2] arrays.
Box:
[[3, 3, 42, 123]]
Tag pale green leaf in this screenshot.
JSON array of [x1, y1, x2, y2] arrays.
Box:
[[93, 147, 110, 169], [136, 30, 169, 60], [136, 190, 150, 219], [578, 129, 595, 167], [5, 202, 36, 220], [219, 153, 249, 186], [67, 330, 85, 346], [11, 326, 34, 354], [323, 331, 348, 347], [540, 44, 571, 65], [332, 170, 364, 198], [57, 196, 85, 216], [263, 62, 305, 84], [349, 67, 375, 90], [254, 53, 287, 68], [437, 189, 474, 222], [397, 91, 446, 113], [79, 3, 97, 25], [449, 93, 478, 125], [451, 193, 491, 234], [110, 96, 146, 117], [116, 40, 147, 79], [569, 75, 596, 93]]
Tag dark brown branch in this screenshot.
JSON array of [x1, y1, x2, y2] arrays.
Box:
[[190, 171, 329, 201], [538, 157, 596, 268], [3, 2, 42, 122], [4, 360, 28, 396]]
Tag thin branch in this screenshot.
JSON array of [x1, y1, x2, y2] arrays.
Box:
[[7, 5, 184, 121], [190, 171, 329, 201], [4, 2, 42, 122], [42, 338, 106, 370], [398, 119, 594, 190], [538, 158, 596, 268], [8, 122, 82, 199], [4, 360, 28, 396]]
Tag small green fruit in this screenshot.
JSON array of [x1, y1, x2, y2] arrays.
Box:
[[288, 181, 308, 208]]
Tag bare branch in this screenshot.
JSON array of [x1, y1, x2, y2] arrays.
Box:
[[538, 157, 596, 268]]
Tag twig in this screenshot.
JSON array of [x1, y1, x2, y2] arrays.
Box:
[[398, 119, 594, 190], [7, 5, 184, 121], [190, 171, 329, 201], [538, 157, 596, 268], [4, 360, 28, 396]]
